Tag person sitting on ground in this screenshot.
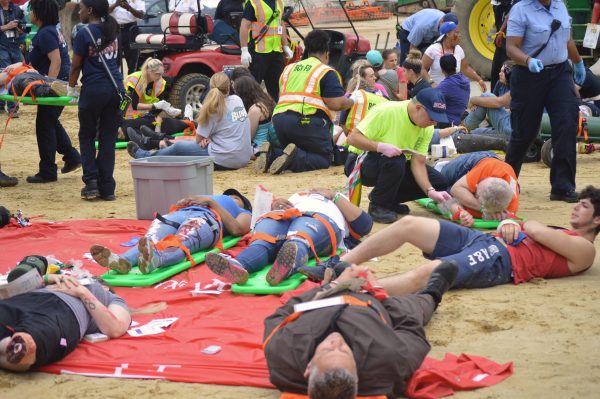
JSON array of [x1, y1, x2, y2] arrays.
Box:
[[339, 80, 388, 137], [349, 57, 389, 98], [403, 49, 430, 98], [436, 54, 470, 128], [127, 73, 253, 171], [315, 186, 600, 295], [0, 273, 130, 371], [375, 48, 408, 101], [422, 21, 486, 91], [205, 188, 372, 286], [91, 189, 252, 275], [232, 75, 279, 157], [263, 261, 458, 397], [255, 30, 354, 175], [0, 162, 17, 187], [463, 60, 513, 137], [344, 88, 450, 224], [0, 62, 68, 97]]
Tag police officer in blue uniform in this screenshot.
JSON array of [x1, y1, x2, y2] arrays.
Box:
[[69, 0, 123, 201], [27, 0, 81, 184], [506, 0, 585, 202]]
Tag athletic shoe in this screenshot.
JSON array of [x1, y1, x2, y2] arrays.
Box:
[[0, 171, 17, 187], [139, 125, 165, 140], [90, 245, 131, 274], [184, 104, 194, 120], [50, 81, 68, 97], [164, 105, 181, 117], [254, 141, 271, 173], [81, 180, 100, 200], [26, 174, 57, 183], [205, 252, 249, 284], [137, 236, 159, 274], [550, 191, 579, 203], [297, 256, 352, 283], [268, 143, 297, 175], [417, 261, 459, 308], [61, 161, 82, 174], [393, 203, 410, 215], [368, 203, 398, 224], [266, 241, 299, 286], [127, 127, 154, 150], [127, 141, 140, 159]]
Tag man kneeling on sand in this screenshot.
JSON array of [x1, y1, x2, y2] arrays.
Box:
[[305, 186, 599, 293]]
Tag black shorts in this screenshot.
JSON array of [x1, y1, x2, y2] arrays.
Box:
[[0, 293, 81, 368]]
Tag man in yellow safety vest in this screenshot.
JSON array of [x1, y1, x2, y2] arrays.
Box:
[[254, 30, 354, 175], [239, 0, 293, 101]]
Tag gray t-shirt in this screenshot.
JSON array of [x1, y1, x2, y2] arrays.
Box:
[[200, 94, 252, 169], [37, 282, 128, 340]]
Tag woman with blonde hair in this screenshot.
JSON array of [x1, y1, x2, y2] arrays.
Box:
[[121, 57, 193, 144], [127, 72, 253, 170]]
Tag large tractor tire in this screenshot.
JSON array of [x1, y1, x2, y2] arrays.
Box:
[[169, 73, 211, 112], [453, 0, 495, 80]]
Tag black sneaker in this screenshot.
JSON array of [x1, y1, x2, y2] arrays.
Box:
[[0, 171, 18, 187], [269, 143, 297, 175], [254, 142, 271, 173], [368, 203, 398, 224], [297, 256, 352, 283], [127, 141, 140, 158], [550, 191, 579, 203], [127, 127, 154, 150], [140, 125, 166, 140], [26, 174, 57, 183], [393, 203, 410, 215], [61, 161, 82, 174], [417, 261, 459, 308], [81, 180, 100, 200]]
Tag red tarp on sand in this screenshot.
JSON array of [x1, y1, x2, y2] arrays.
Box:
[[0, 220, 512, 397], [0, 219, 277, 387]]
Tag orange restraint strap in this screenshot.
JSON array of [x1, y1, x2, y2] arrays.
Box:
[[1, 78, 45, 148], [181, 119, 197, 136], [249, 210, 337, 262], [5, 64, 34, 87], [153, 205, 225, 266], [280, 393, 386, 399]]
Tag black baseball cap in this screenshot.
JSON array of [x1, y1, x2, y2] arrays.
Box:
[[415, 88, 449, 123], [223, 188, 252, 211]]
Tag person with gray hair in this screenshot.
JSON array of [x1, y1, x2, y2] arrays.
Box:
[[263, 262, 459, 398], [434, 151, 520, 224]]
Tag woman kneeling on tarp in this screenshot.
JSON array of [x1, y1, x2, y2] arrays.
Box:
[[90, 189, 252, 274]]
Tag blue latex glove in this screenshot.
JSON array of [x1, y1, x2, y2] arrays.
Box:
[[527, 58, 544, 73], [574, 60, 586, 85]]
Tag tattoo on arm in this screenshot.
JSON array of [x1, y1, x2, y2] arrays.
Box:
[[82, 297, 96, 310]]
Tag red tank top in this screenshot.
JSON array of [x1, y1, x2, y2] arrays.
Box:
[[507, 229, 581, 284]]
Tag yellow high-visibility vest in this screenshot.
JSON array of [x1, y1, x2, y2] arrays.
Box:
[[124, 71, 166, 118], [245, 0, 284, 53], [273, 57, 342, 121]]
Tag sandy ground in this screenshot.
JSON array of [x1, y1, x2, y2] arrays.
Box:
[[1, 19, 600, 399]]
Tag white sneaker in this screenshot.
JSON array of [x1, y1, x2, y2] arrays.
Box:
[[184, 104, 194, 120], [164, 106, 181, 118]]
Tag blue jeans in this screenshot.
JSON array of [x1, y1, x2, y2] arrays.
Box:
[[121, 208, 219, 267], [464, 93, 512, 137], [135, 140, 210, 158], [440, 151, 498, 186], [0, 46, 23, 111], [236, 212, 342, 273]]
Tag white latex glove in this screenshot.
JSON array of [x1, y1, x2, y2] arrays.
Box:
[[165, 106, 181, 118], [153, 100, 170, 110], [348, 92, 358, 104], [428, 190, 451, 203], [376, 142, 403, 158], [241, 46, 252, 68], [283, 45, 293, 59], [67, 85, 79, 98]]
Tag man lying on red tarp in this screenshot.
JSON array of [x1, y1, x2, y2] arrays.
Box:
[[263, 261, 458, 398], [0, 273, 130, 371]]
